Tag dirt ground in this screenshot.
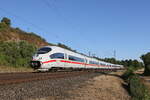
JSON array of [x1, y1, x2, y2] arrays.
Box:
[[34, 71, 131, 100], [67, 71, 130, 100]]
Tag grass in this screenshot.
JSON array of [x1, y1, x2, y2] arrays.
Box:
[[0, 66, 34, 73], [122, 68, 150, 100], [129, 75, 150, 100]]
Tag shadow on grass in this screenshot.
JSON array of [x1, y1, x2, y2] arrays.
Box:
[[122, 83, 131, 96]]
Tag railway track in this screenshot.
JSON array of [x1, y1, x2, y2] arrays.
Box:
[[0, 71, 92, 85]]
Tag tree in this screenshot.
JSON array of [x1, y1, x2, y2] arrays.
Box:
[[103, 58, 117, 64], [1, 17, 11, 26], [141, 52, 150, 75]]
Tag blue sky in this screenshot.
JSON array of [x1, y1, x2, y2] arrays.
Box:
[[0, 0, 150, 60]]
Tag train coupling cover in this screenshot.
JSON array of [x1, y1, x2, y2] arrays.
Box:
[[30, 61, 41, 69]]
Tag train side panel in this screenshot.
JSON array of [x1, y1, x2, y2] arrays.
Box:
[[31, 46, 124, 71]]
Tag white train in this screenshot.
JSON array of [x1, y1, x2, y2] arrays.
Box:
[[30, 46, 124, 71]]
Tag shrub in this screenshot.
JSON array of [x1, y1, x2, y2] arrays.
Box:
[[0, 22, 8, 30], [0, 53, 8, 65], [122, 67, 135, 80], [129, 75, 150, 100], [1, 17, 11, 26], [0, 41, 37, 67], [141, 52, 150, 76]]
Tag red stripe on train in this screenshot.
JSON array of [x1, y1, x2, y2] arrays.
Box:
[[60, 60, 108, 67], [42, 59, 110, 67], [42, 60, 57, 63], [60, 60, 85, 65]]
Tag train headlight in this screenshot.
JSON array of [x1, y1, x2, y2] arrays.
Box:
[[38, 57, 42, 60]]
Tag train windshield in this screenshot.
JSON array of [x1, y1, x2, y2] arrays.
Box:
[[37, 47, 52, 54]]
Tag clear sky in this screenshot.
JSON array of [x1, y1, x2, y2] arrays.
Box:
[[0, 0, 150, 60]]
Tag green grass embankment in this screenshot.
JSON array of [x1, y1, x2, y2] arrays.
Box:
[[122, 68, 150, 100]]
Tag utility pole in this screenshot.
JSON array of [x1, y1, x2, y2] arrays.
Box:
[[114, 50, 116, 59], [88, 51, 91, 57]]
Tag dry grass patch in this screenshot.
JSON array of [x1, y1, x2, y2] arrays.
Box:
[[0, 66, 34, 73]]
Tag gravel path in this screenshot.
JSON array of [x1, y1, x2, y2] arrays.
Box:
[[0, 73, 99, 100]]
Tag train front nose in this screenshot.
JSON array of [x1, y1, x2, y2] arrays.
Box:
[[30, 61, 41, 69]]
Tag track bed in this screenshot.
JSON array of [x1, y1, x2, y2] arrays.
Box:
[[0, 71, 92, 85], [0, 72, 100, 100]]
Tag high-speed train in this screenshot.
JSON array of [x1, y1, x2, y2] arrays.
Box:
[[30, 46, 124, 71]]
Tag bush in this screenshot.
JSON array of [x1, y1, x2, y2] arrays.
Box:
[[129, 75, 150, 100], [0, 41, 37, 67], [1, 17, 11, 26], [0, 53, 8, 65], [122, 67, 135, 80], [141, 52, 150, 76], [0, 22, 8, 30]]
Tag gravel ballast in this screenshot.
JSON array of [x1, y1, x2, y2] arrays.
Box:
[[0, 73, 100, 100]]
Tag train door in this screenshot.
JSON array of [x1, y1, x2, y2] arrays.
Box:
[[84, 59, 87, 69], [63, 53, 68, 69]]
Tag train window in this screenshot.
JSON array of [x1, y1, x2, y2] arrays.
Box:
[[89, 61, 99, 65], [50, 53, 64, 59], [37, 47, 51, 54], [69, 55, 84, 62]]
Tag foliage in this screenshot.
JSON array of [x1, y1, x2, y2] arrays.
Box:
[[0, 22, 8, 30], [129, 75, 150, 100], [122, 67, 135, 80], [121, 59, 143, 68], [103, 58, 118, 64], [1, 17, 11, 26], [141, 52, 150, 76], [0, 41, 37, 67]]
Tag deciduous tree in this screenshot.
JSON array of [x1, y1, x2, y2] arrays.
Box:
[[141, 52, 150, 75], [1, 17, 11, 26]]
